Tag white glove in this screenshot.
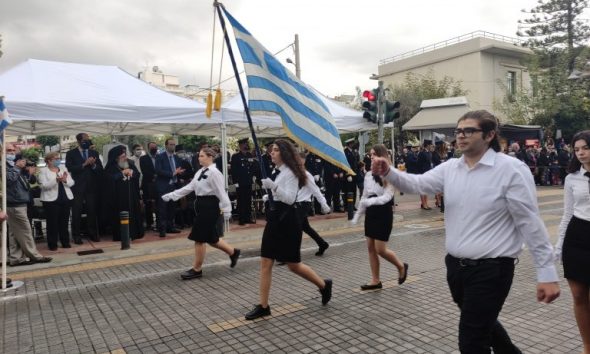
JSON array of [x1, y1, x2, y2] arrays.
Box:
[[161, 194, 172, 202], [347, 176, 353, 182], [261, 178, 276, 190], [234, 183, 239, 188], [321, 203, 331, 214], [313, 175, 320, 182], [223, 212, 231, 221], [262, 194, 269, 202]]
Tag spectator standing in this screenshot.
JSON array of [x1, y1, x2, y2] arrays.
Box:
[[155, 138, 183, 237], [38, 152, 75, 250], [5, 144, 52, 266]]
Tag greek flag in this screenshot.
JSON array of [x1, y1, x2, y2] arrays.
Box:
[[0, 96, 12, 134], [222, 8, 352, 174]]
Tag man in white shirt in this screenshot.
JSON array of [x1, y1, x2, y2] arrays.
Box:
[[371, 110, 560, 354]]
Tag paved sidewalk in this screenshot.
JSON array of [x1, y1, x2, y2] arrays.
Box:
[[1, 186, 578, 353]]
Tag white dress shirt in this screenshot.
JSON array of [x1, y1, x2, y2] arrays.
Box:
[[38, 166, 75, 201], [555, 166, 590, 255], [269, 164, 299, 205], [361, 172, 395, 205], [384, 148, 558, 283], [297, 171, 328, 207], [163, 165, 231, 214]]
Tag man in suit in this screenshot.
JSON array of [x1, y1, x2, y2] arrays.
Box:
[[66, 133, 103, 243], [140, 142, 158, 231], [231, 138, 255, 225], [343, 138, 359, 211], [155, 138, 184, 237]]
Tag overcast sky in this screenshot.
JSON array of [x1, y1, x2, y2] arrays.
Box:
[[1, 0, 540, 97]]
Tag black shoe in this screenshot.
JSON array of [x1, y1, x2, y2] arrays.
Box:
[[73, 238, 83, 245], [315, 243, 329, 256], [229, 249, 241, 268], [320, 279, 332, 305], [360, 282, 383, 290], [90, 235, 100, 242], [238, 221, 246, 226], [32, 256, 52, 263], [180, 268, 202, 280], [4, 278, 13, 288], [398, 263, 409, 285], [48, 246, 58, 251], [159, 231, 166, 238], [62, 244, 72, 248], [245, 304, 271, 320], [277, 261, 286, 266], [166, 229, 181, 234]]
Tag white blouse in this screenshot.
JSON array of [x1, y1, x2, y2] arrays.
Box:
[[162, 165, 231, 214], [269, 165, 299, 205], [297, 171, 328, 206], [38, 166, 75, 201], [555, 166, 590, 255], [360, 171, 394, 206]]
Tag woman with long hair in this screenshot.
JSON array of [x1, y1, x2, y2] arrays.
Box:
[[555, 130, 590, 354], [162, 147, 240, 280], [352, 144, 408, 290], [245, 139, 332, 320]]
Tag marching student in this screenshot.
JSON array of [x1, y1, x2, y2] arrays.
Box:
[[352, 144, 408, 290], [555, 130, 590, 354], [245, 139, 332, 320], [162, 147, 240, 280]]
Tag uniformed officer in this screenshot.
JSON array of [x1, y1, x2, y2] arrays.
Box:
[[304, 150, 324, 214], [323, 161, 344, 212], [343, 138, 360, 210], [230, 138, 255, 225]]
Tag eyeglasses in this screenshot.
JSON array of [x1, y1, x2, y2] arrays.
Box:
[[454, 128, 483, 137]]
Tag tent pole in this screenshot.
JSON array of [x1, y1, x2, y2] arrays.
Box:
[[215, 1, 273, 208], [2, 130, 7, 290]]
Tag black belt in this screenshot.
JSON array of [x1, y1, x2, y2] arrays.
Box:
[[196, 195, 218, 200], [447, 254, 517, 267]]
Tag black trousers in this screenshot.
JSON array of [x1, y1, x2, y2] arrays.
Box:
[[445, 255, 521, 354], [42, 201, 71, 248], [156, 196, 176, 232], [236, 185, 252, 223], [300, 202, 327, 247], [142, 182, 156, 227], [71, 191, 97, 239], [325, 179, 342, 210]]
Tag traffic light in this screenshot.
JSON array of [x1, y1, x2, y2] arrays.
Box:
[[362, 89, 378, 123], [384, 100, 400, 124]]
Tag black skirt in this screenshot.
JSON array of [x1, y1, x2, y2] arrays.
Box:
[[563, 216, 590, 285], [261, 201, 303, 263], [364, 197, 394, 241], [188, 196, 223, 244]]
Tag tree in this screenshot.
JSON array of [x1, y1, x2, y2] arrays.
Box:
[[517, 0, 590, 71], [35, 135, 60, 148]]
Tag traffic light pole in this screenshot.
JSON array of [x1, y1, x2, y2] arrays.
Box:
[[377, 80, 384, 144]]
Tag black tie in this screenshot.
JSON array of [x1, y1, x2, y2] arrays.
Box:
[[198, 168, 209, 181], [270, 169, 280, 181]]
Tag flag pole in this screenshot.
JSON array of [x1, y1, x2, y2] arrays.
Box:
[[2, 128, 7, 290], [214, 1, 274, 208]]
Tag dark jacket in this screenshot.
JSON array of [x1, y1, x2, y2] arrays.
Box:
[[155, 152, 182, 194], [65, 148, 103, 194], [139, 154, 157, 186], [6, 164, 31, 206]]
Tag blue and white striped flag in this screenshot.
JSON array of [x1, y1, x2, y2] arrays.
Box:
[[0, 97, 12, 134], [222, 9, 352, 174]]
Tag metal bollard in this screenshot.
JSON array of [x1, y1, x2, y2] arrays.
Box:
[[346, 192, 354, 220], [120, 211, 130, 250]]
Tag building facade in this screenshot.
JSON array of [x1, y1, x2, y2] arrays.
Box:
[[376, 31, 533, 118]]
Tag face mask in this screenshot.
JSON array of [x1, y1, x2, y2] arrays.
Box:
[[6, 154, 16, 161], [177, 153, 186, 160], [52, 160, 61, 168], [118, 160, 129, 169], [134, 150, 143, 157], [80, 140, 90, 150], [149, 148, 158, 155]]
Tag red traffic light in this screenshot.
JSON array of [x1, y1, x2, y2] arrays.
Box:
[[362, 90, 375, 101]]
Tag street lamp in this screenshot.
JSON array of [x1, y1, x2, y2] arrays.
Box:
[[285, 34, 301, 79]]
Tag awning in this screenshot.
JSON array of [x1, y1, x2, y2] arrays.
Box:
[[402, 105, 470, 131]]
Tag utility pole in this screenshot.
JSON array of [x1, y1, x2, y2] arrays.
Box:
[[377, 80, 384, 144], [294, 34, 301, 79]]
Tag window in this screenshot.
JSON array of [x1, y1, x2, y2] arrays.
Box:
[[506, 71, 516, 100]]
